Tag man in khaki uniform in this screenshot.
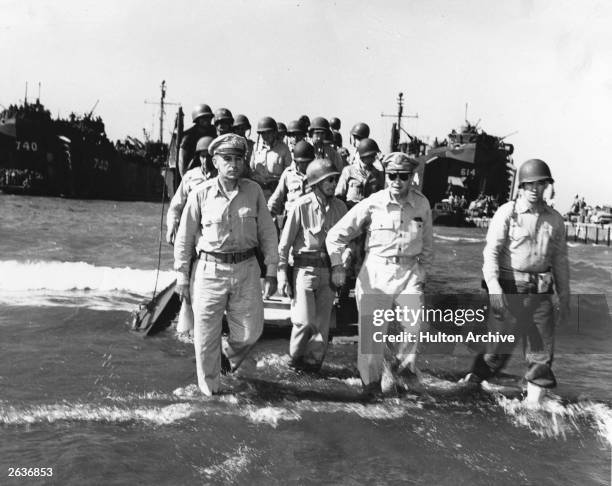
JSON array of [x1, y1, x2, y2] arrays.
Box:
[[278, 159, 347, 371], [174, 133, 279, 396], [326, 153, 433, 395], [461, 159, 570, 404]]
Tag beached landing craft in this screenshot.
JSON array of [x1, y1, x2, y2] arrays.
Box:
[[0, 96, 167, 200], [387, 93, 517, 225]]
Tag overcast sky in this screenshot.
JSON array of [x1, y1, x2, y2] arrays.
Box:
[[2, 0, 610, 210]]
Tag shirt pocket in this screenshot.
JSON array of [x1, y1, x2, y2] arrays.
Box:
[[368, 214, 397, 246], [346, 179, 363, 202], [408, 219, 424, 241], [509, 224, 530, 243], [237, 207, 257, 241], [202, 216, 226, 245]]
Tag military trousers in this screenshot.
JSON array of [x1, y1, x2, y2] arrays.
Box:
[[355, 255, 426, 385], [191, 256, 264, 395], [471, 280, 556, 387], [289, 266, 335, 366]]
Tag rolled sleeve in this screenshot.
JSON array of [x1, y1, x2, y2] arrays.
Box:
[[277, 203, 300, 271], [166, 180, 189, 231]]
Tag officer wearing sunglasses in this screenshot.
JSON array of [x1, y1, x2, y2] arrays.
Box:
[[326, 152, 433, 396]]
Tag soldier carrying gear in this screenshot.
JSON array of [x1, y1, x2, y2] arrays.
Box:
[[250, 116, 292, 199], [308, 116, 345, 173], [178, 103, 216, 177], [268, 140, 314, 221], [214, 108, 234, 136], [326, 152, 433, 396], [278, 158, 347, 372], [336, 138, 384, 208], [461, 158, 569, 405], [173, 133, 279, 396]]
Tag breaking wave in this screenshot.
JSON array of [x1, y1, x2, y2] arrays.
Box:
[[0, 260, 174, 310]]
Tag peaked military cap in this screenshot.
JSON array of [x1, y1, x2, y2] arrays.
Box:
[[208, 133, 248, 156], [383, 152, 419, 171]]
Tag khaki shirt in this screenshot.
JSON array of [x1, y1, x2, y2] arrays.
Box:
[[335, 161, 384, 207], [267, 165, 310, 216], [174, 177, 279, 285], [326, 188, 433, 274], [482, 197, 569, 300], [278, 192, 347, 271], [166, 166, 209, 230], [250, 140, 292, 187]]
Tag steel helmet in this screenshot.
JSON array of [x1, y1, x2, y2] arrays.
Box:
[[330, 117, 341, 130], [357, 138, 380, 158], [350, 122, 370, 139], [518, 159, 554, 186], [287, 120, 305, 136], [308, 117, 331, 134], [257, 116, 278, 133], [306, 158, 339, 187], [298, 115, 311, 133], [277, 122, 287, 136], [192, 104, 213, 122], [195, 136, 215, 153], [293, 141, 315, 163], [214, 108, 234, 125], [233, 114, 251, 129]]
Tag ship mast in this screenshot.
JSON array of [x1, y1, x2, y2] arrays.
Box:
[[381, 92, 419, 152], [145, 81, 179, 144]]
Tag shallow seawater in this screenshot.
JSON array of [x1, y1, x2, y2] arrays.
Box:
[[0, 195, 610, 485]]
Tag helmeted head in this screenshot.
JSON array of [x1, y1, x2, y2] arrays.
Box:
[[298, 115, 311, 134], [194, 136, 215, 173], [293, 140, 315, 173], [257, 116, 278, 145], [330, 117, 341, 130], [192, 104, 213, 124], [357, 138, 380, 164], [214, 108, 234, 135], [277, 122, 287, 137], [232, 114, 251, 136], [517, 159, 554, 186], [518, 158, 554, 204], [308, 117, 331, 145], [306, 158, 339, 197], [350, 122, 370, 142], [195, 136, 215, 155], [383, 152, 419, 198]]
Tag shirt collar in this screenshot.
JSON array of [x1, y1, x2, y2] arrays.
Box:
[[384, 188, 418, 208], [515, 195, 548, 214]]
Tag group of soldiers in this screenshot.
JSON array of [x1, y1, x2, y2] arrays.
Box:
[[166, 104, 570, 404]]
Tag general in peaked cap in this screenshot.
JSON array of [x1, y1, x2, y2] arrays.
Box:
[[382, 152, 419, 172], [208, 133, 248, 156]]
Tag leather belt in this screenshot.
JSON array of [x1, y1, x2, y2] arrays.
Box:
[[499, 268, 551, 283], [293, 252, 331, 268], [199, 248, 256, 264], [370, 254, 417, 266]]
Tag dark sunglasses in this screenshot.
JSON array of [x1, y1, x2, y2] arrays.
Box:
[[323, 176, 339, 184], [386, 172, 412, 181]]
